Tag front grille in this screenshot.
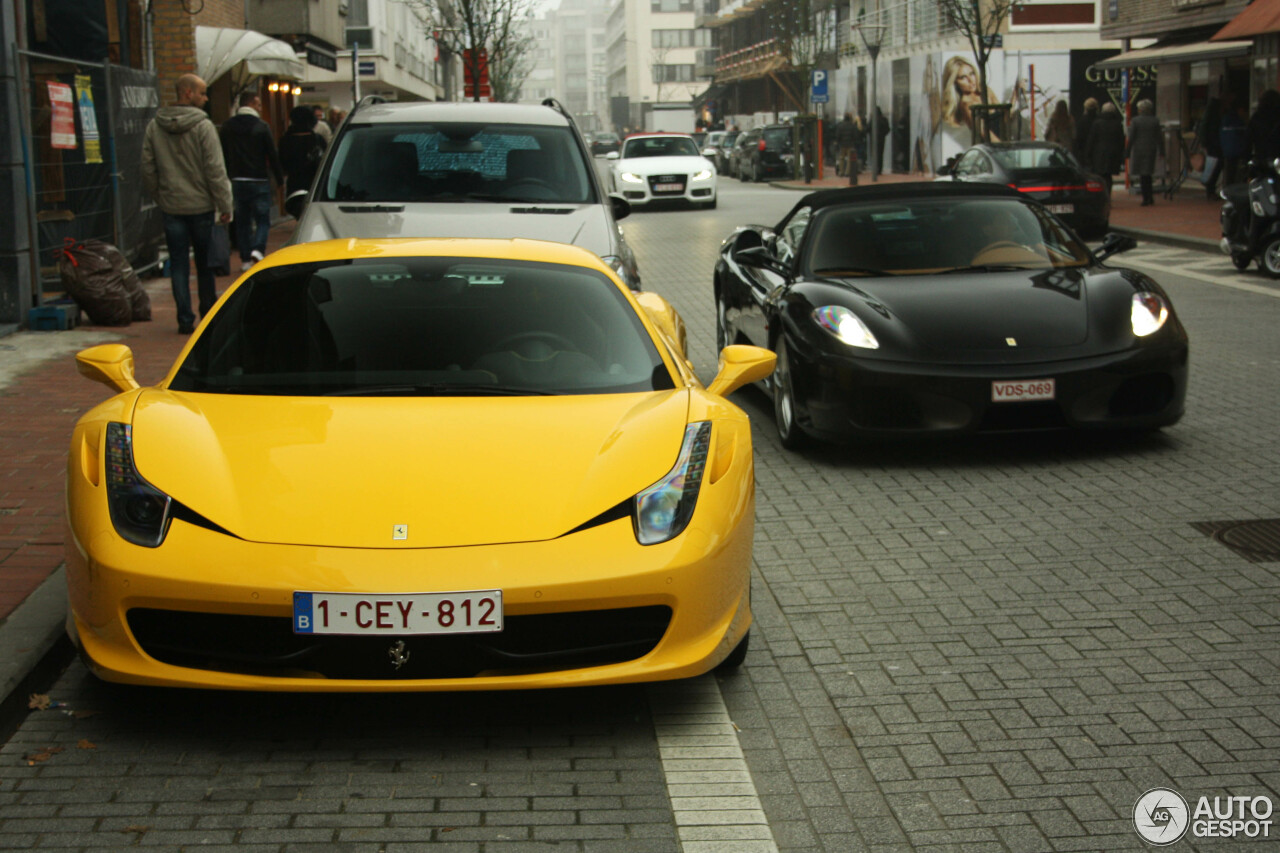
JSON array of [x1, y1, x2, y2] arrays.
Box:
[[979, 400, 1067, 431], [127, 606, 671, 680], [1108, 373, 1175, 417], [648, 174, 687, 195]]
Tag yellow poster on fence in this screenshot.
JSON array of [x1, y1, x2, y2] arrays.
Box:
[[74, 75, 102, 164]]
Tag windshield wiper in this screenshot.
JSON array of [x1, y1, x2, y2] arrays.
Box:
[[938, 264, 1043, 274], [322, 384, 555, 397]]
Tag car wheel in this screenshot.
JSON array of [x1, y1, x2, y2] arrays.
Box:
[[1261, 237, 1280, 278], [716, 630, 749, 671], [737, 163, 748, 182], [773, 339, 808, 450], [1231, 252, 1252, 271], [751, 161, 761, 182]]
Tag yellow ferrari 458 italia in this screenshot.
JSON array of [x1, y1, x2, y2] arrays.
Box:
[[65, 238, 775, 691]]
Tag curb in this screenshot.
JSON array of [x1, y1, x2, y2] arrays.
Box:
[[1109, 225, 1219, 254], [0, 567, 74, 739]]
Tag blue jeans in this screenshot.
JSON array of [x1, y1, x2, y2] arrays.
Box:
[[233, 180, 272, 261], [163, 211, 216, 329]]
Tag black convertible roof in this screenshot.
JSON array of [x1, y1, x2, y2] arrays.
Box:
[[780, 182, 1020, 225]]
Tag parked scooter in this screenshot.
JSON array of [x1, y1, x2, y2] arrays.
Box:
[[1220, 157, 1280, 278]]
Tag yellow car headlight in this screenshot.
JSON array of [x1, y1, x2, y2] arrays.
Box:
[[106, 422, 173, 548], [633, 421, 711, 545]]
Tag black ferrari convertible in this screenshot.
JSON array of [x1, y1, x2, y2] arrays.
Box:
[[713, 184, 1188, 448]]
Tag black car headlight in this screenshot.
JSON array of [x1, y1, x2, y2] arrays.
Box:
[[633, 422, 711, 545], [1131, 292, 1170, 337], [105, 422, 173, 548]]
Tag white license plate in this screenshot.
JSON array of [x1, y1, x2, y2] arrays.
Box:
[[992, 378, 1055, 402], [1047, 204, 1074, 214], [293, 590, 503, 635], [654, 183, 684, 192]]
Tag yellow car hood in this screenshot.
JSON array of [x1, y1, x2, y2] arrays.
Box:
[[130, 389, 690, 548]]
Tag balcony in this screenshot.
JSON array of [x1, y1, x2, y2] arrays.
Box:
[[713, 38, 784, 82]]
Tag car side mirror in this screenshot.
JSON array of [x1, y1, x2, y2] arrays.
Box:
[[284, 189, 309, 219], [606, 151, 620, 160], [707, 345, 776, 398], [609, 193, 631, 221], [76, 344, 140, 394], [733, 245, 790, 277], [1094, 232, 1137, 261]]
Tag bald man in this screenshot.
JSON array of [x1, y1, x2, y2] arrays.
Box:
[[142, 73, 233, 334]]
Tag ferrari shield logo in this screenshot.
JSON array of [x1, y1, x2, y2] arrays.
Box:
[[393, 524, 408, 540]]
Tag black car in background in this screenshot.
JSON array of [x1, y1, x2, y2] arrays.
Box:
[[590, 131, 621, 155], [714, 130, 740, 174], [732, 125, 795, 183], [938, 142, 1111, 237], [713, 184, 1187, 448]]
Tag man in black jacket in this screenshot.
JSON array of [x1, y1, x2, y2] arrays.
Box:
[[221, 92, 283, 271]]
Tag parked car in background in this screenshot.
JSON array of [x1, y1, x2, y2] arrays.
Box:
[[606, 132, 718, 210], [288, 98, 641, 288], [937, 141, 1111, 237], [734, 124, 795, 182], [714, 130, 740, 174], [727, 128, 760, 179], [702, 130, 726, 160], [590, 131, 621, 156], [714, 183, 1187, 448]]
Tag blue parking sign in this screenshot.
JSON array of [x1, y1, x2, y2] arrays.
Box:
[[811, 69, 829, 104]]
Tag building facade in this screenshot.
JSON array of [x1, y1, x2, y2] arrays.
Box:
[[608, 0, 711, 133]]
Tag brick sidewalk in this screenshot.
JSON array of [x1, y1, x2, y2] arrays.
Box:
[[0, 222, 296, 623]]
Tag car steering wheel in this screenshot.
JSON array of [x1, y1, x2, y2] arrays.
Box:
[[491, 331, 579, 356]]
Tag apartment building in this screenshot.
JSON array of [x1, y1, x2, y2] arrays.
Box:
[[607, 0, 712, 132]]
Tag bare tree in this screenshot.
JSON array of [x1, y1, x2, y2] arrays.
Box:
[[488, 15, 536, 102], [935, 0, 1019, 141], [766, 0, 840, 114], [409, 0, 538, 101]]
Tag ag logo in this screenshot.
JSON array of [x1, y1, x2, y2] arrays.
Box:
[[1134, 787, 1190, 845]]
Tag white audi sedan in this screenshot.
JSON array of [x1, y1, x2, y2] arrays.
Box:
[[606, 133, 717, 210]]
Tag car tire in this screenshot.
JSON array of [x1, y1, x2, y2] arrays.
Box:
[[751, 161, 761, 183], [1260, 237, 1280, 278], [773, 339, 808, 450], [703, 197, 718, 210], [1231, 252, 1252, 271], [716, 629, 749, 671]]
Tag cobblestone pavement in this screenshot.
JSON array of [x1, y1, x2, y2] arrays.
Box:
[[1, 177, 1277, 851]]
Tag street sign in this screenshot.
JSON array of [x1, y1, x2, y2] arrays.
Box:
[[982, 34, 1003, 49], [358, 60, 376, 76], [811, 69, 829, 104]]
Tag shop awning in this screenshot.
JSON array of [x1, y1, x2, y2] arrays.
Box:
[[195, 26, 305, 86], [1090, 39, 1252, 70], [1213, 0, 1280, 41]]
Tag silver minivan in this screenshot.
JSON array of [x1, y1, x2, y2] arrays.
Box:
[[288, 99, 641, 288]]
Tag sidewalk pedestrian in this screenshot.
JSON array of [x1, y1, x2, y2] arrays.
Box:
[[1246, 89, 1280, 165], [1127, 99, 1162, 206], [312, 105, 333, 145], [1085, 101, 1125, 196], [1044, 101, 1074, 149], [1198, 97, 1224, 199], [278, 105, 326, 200], [875, 106, 889, 174], [1073, 97, 1099, 163], [1220, 99, 1247, 186], [835, 112, 860, 182], [141, 73, 233, 335], [220, 92, 283, 272]]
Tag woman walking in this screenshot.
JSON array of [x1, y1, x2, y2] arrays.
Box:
[[1085, 102, 1125, 196], [1127, 99, 1162, 206], [1044, 101, 1075, 149]]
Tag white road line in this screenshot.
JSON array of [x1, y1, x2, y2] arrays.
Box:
[[1118, 256, 1280, 299], [649, 675, 780, 853]]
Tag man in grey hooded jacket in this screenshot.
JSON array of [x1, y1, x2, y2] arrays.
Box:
[[142, 73, 233, 333]]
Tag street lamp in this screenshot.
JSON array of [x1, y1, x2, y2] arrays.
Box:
[[853, 7, 887, 182]]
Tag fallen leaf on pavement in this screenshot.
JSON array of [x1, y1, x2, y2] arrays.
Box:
[[27, 694, 51, 710], [23, 746, 65, 765], [77, 739, 96, 750]]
